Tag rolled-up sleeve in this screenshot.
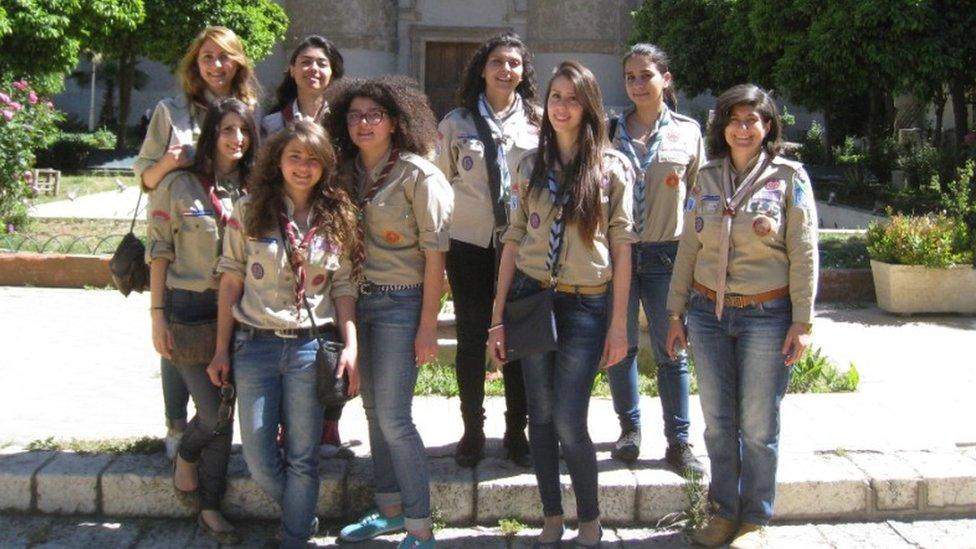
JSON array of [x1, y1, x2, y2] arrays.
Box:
[[606, 158, 639, 246], [329, 247, 358, 300], [134, 101, 172, 186], [410, 171, 453, 251], [216, 199, 247, 279], [145, 178, 175, 262]]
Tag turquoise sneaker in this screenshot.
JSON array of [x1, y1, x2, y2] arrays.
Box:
[[398, 533, 436, 548], [339, 511, 405, 542]]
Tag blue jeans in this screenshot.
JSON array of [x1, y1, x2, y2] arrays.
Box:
[[357, 287, 431, 532], [606, 241, 691, 444], [685, 289, 793, 525], [511, 271, 605, 522], [233, 331, 324, 548]]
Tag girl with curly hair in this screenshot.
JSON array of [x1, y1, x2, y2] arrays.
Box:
[[146, 98, 257, 544], [209, 120, 359, 547], [486, 60, 637, 547], [434, 32, 540, 469], [329, 77, 453, 549]]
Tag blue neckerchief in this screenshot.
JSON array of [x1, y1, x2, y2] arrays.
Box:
[[617, 105, 673, 234], [477, 93, 519, 204]]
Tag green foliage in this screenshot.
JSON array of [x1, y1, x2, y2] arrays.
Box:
[[897, 143, 942, 189], [865, 137, 899, 184], [35, 129, 117, 171], [834, 137, 866, 167], [799, 123, 829, 165], [938, 160, 976, 258], [0, 0, 81, 94], [26, 436, 165, 454], [819, 232, 870, 269], [867, 213, 972, 267], [498, 517, 526, 536], [0, 79, 61, 228], [788, 347, 859, 393]]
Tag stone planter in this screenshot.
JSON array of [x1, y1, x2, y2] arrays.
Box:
[[870, 259, 976, 314]]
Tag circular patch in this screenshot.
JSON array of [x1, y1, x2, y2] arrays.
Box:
[[665, 172, 680, 188], [312, 273, 326, 286], [694, 216, 704, 233], [692, 185, 702, 196], [530, 212, 541, 229], [384, 231, 402, 245], [765, 179, 783, 191], [667, 130, 681, 143], [753, 216, 772, 237], [462, 156, 474, 171], [250, 262, 265, 280]]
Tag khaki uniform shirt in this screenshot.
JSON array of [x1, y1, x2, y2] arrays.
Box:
[[216, 195, 356, 329], [146, 170, 244, 292], [134, 94, 208, 188], [502, 149, 638, 287], [352, 149, 454, 285], [435, 106, 539, 247], [666, 155, 819, 323], [611, 108, 705, 243], [260, 99, 329, 137]]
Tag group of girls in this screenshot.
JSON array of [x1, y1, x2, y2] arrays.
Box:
[[140, 24, 816, 549]]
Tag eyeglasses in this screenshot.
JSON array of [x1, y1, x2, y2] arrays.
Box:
[[213, 383, 236, 435], [346, 110, 388, 126]]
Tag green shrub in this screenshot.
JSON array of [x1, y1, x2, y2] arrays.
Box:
[[799, 122, 829, 165], [896, 142, 941, 189], [867, 212, 972, 267], [833, 136, 866, 166], [866, 137, 899, 183], [35, 129, 117, 171], [788, 347, 859, 393]]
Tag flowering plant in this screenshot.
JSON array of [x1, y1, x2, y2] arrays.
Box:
[[0, 79, 61, 229]]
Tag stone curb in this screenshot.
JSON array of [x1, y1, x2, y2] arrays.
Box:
[[3, 449, 975, 525]]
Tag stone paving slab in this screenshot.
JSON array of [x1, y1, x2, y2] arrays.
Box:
[[0, 450, 54, 511], [845, 451, 922, 511], [897, 450, 976, 509], [775, 452, 870, 520], [815, 521, 913, 548], [888, 518, 976, 549], [35, 452, 114, 514]]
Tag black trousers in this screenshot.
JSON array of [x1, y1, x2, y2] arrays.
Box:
[[446, 238, 527, 433]]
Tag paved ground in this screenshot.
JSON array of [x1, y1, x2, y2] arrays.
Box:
[[28, 186, 144, 220], [1, 287, 973, 455], [1, 514, 974, 548]]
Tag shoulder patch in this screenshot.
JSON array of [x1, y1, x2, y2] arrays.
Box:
[[791, 169, 813, 208]]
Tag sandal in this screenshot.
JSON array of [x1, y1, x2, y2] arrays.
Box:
[[172, 455, 199, 509], [198, 513, 241, 545]]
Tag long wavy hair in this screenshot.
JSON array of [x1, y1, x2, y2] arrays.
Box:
[[529, 61, 608, 245], [706, 84, 783, 158], [270, 35, 345, 114], [190, 98, 258, 187], [327, 76, 438, 161], [178, 26, 261, 108], [623, 43, 678, 111], [244, 121, 358, 257], [456, 32, 541, 126]]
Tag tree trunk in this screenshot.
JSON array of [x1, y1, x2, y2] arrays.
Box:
[[950, 77, 969, 148], [933, 89, 946, 147], [116, 53, 136, 150], [866, 87, 890, 146]]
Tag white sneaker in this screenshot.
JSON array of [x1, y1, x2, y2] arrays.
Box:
[[165, 430, 184, 461]]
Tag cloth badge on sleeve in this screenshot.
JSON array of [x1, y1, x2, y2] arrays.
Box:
[[462, 156, 474, 171], [665, 171, 680, 188], [685, 196, 696, 212], [312, 273, 326, 286], [701, 195, 721, 214], [793, 174, 812, 207], [753, 216, 772, 237], [151, 209, 171, 221], [695, 216, 704, 232], [384, 231, 401, 245], [251, 262, 265, 280], [530, 212, 541, 229]]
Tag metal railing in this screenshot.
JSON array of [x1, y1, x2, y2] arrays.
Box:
[[0, 233, 142, 255]]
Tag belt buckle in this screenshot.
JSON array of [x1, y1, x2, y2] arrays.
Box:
[[274, 328, 298, 339], [359, 282, 373, 295], [726, 295, 747, 308]]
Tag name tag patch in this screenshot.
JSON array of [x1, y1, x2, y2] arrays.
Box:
[[701, 195, 721, 214], [182, 208, 213, 217]]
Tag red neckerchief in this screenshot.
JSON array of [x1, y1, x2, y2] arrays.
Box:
[[282, 101, 295, 124], [198, 174, 231, 227], [278, 208, 322, 308], [352, 149, 400, 282]]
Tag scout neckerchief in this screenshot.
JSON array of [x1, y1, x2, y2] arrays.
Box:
[[283, 99, 328, 125], [477, 93, 520, 209], [351, 149, 401, 283], [544, 169, 571, 279], [713, 152, 772, 319], [616, 105, 672, 235], [278, 206, 323, 309], [197, 174, 232, 227]]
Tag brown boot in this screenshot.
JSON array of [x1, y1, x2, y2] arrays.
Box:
[[729, 523, 767, 549], [691, 515, 739, 547]]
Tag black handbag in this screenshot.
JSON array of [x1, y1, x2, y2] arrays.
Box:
[[279, 219, 351, 407], [109, 191, 149, 296]]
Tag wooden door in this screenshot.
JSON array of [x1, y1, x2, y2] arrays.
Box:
[[424, 41, 480, 120]]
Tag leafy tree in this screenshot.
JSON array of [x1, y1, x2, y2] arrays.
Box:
[[0, 0, 83, 94]]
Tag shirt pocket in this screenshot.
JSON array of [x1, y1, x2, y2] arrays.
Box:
[[245, 238, 280, 289], [177, 214, 219, 271], [654, 151, 690, 188], [367, 203, 417, 251], [456, 138, 487, 180]]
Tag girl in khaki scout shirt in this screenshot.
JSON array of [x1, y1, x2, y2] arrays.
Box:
[[262, 35, 343, 137], [605, 44, 706, 472], [434, 32, 540, 469], [487, 61, 637, 548], [136, 26, 261, 191], [209, 120, 360, 548], [263, 35, 350, 460], [665, 84, 818, 549], [328, 77, 452, 549], [147, 98, 256, 544]]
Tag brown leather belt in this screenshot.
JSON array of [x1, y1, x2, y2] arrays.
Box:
[[536, 278, 610, 295], [693, 281, 789, 308]]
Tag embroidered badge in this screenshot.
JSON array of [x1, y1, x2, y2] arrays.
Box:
[[695, 216, 704, 233], [685, 196, 696, 212], [701, 195, 721, 214], [259, 237, 277, 244], [793, 173, 811, 207], [462, 156, 474, 171], [667, 129, 681, 143], [753, 216, 772, 237], [665, 172, 680, 188], [312, 274, 326, 286], [151, 210, 170, 221], [510, 194, 520, 211], [530, 212, 541, 229], [384, 231, 401, 245], [182, 207, 214, 217], [765, 179, 784, 191], [251, 262, 265, 280]]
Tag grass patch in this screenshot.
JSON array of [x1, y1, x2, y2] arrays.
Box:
[[26, 436, 164, 455], [819, 232, 870, 269], [32, 174, 138, 205], [655, 469, 708, 532], [788, 347, 859, 393], [498, 517, 526, 536]]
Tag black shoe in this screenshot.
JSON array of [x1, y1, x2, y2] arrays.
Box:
[[610, 429, 641, 464], [665, 442, 705, 476], [454, 429, 485, 468], [504, 430, 532, 467]]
